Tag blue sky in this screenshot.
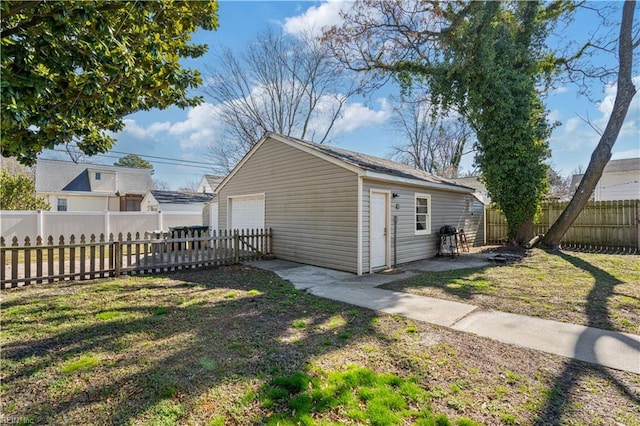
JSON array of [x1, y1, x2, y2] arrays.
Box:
[[46, 1, 640, 189]]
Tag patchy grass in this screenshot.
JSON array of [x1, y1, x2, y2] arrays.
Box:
[[383, 249, 640, 334], [1, 265, 638, 425]]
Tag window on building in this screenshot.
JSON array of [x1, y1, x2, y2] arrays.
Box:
[[95, 172, 101, 180], [415, 194, 431, 235], [57, 198, 68, 211]]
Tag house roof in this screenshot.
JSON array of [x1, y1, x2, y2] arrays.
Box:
[[570, 157, 640, 188], [35, 158, 154, 194], [202, 175, 224, 189], [603, 157, 640, 173], [150, 190, 214, 205], [222, 133, 473, 193]]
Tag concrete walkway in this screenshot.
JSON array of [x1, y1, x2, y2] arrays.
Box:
[[247, 258, 640, 374]]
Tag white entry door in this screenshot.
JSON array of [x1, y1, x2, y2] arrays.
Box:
[[370, 191, 388, 270], [229, 194, 265, 230]]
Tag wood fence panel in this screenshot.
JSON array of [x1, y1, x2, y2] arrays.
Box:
[[486, 200, 639, 251], [1, 228, 272, 288]]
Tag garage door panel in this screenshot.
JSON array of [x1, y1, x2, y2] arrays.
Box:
[[230, 195, 265, 230]]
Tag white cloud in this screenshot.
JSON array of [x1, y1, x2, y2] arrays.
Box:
[[283, 0, 349, 37], [331, 98, 392, 134], [549, 75, 640, 174], [612, 149, 640, 160], [122, 119, 171, 140], [169, 103, 222, 149]]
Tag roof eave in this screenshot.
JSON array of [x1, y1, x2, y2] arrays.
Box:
[[362, 171, 475, 194]]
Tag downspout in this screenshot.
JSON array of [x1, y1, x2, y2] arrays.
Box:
[[393, 215, 398, 268]]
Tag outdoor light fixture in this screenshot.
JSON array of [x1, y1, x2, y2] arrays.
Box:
[[392, 193, 399, 198]]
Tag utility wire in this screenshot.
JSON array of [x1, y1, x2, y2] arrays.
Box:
[[51, 149, 212, 170]]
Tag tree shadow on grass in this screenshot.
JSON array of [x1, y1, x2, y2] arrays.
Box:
[[534, 251, 640, 425], [1, 266, 386, 424]]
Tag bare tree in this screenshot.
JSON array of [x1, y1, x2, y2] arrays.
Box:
[[542, 1, 638, 248], [153, 179, 170, 191], [388, 95, 473, 179], [547, 167, 574, 200], [178, 180, 200, 193], [202, 29, 363, 173]]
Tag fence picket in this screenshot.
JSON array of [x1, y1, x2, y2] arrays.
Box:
[[1, 228, 272, 287], [58, 236, 65, 281], [24, 237, 31, 286], [69, 235, 76, 280], [486, 200, 639, 252], [99, 234, 105, 278], [36, 236, 43, 284], [47, 236, 54, 283], [79, 235, 86, 280], [0, 237, 5, 287]]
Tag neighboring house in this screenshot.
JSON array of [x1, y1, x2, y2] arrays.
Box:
[[571, 157, 640, 201], [142, 190, 214, 212], [453, 176, 490, 204], [197, 174, 225, 194], [35, 159, 154, 211], [216, 133, 481, 275]]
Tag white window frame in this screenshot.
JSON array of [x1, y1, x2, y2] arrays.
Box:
[[57, 198, 68, 212], [414, 193, 431, 235]]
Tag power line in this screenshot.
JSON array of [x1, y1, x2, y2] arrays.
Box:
[[108, 149, 212, 166], [50, 149, 213, 170]]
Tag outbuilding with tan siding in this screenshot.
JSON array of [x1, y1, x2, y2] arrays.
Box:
[[215, 133, 483, 275]]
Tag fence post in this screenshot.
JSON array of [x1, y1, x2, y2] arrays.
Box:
[[37, 209, 44, 239], [234, 230, 240, 263], [115, 239, 121, 276], [636, 201, 640, 251]]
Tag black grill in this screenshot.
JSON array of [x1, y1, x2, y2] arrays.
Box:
[[439, 225, 457, 236]]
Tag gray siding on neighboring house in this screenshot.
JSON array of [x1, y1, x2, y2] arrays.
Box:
[[362, 179, 478, 272], [218, 139, 360, 273]]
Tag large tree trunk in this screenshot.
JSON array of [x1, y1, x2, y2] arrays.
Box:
[[514, 216, 534, 247], [541, 1, 637, 250]]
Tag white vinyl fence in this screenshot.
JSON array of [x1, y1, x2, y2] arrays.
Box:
[[0, 210, 203, 241]]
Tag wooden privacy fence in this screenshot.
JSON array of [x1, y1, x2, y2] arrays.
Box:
[[0, 228, 272, 289], [486, 200, 640, 252]]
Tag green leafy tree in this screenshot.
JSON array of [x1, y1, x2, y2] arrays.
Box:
[[325, 0, 570, 244], [0, 170, 50, 210], [1, 0, 219, 165], [113, 154, 154, 174]]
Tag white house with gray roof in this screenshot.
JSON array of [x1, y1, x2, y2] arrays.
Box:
[[215, 133, 483, 275], [142, 190, 214, 212], [571, 157, 640, 201], [35, 159, 154, 212]]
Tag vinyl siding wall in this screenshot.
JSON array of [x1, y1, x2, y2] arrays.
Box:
[[218, 138, 360, 273], [361, 179, 478, 272], [594, 172, 640, 201]]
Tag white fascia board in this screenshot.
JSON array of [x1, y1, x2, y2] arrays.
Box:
[[362, 171, 475, 194]]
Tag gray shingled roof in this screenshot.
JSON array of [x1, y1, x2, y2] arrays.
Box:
[[35, 158, 154, 194], [274, 133, 472, 191], [151, 191, 214, 204], [570, 157, 640, 189], [603, 157, 640, 173]]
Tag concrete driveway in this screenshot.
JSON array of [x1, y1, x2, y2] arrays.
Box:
[[247, 255, 640, 375]]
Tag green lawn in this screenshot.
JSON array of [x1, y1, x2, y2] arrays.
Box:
[[383, 249, 640, 334], [1, 265, 638, 425]]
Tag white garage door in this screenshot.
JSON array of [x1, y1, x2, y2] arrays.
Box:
[[229, 194, 265, 230]]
